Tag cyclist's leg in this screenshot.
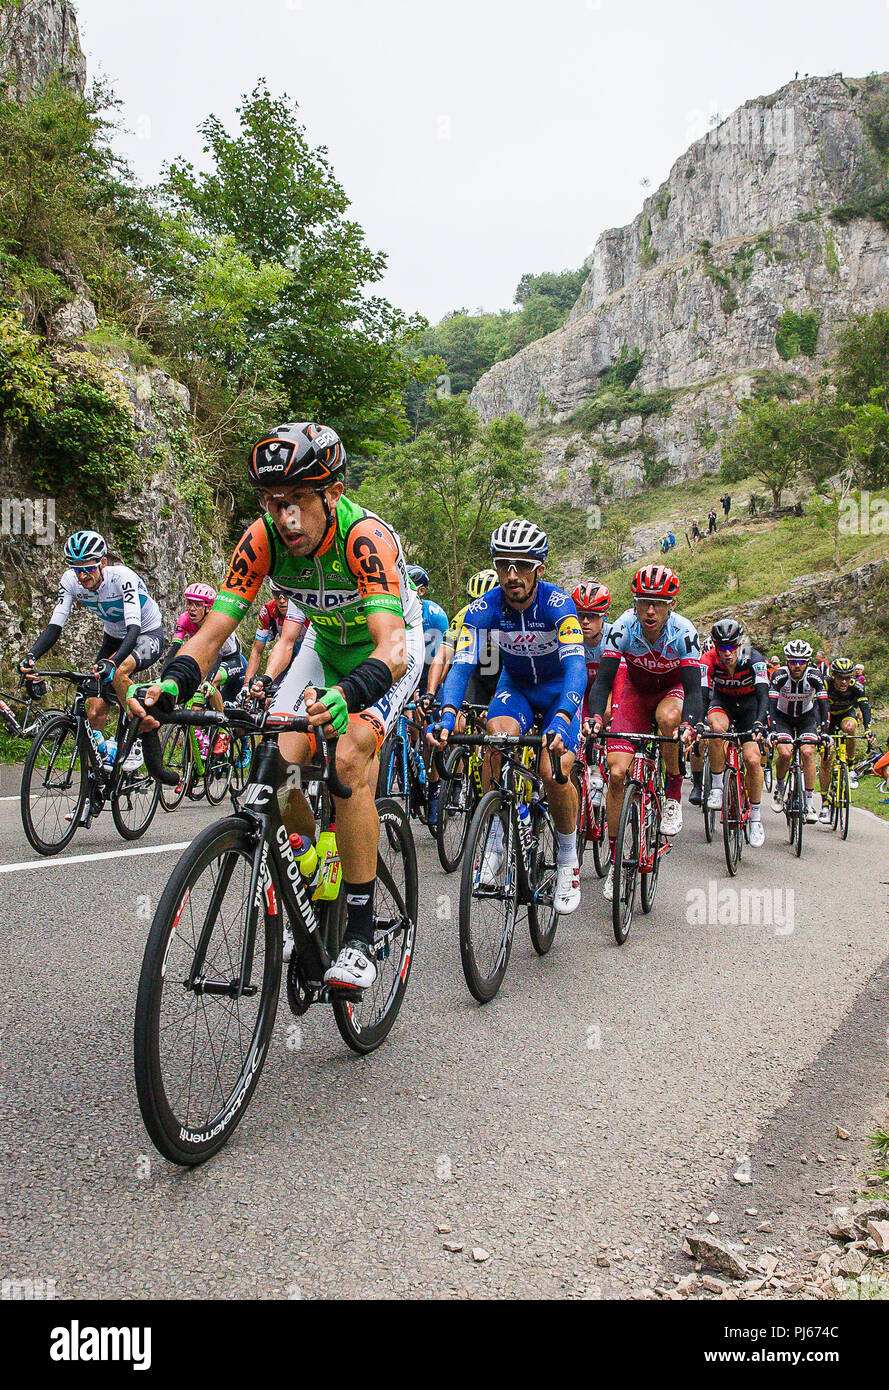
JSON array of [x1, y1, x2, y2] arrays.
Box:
[[88, 634, 118, 733], [819, 720, 838, 795], [654, 688, 684, 813], [841, 714, 857, 765], [706, 706, 730, 774], [270, 629, 328, 841], [535, 685, 580, 837]]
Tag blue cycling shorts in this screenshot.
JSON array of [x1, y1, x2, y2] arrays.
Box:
[[487, 672, 580, 755]]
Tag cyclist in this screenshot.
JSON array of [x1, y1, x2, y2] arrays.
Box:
[[242, 580, 308, 693], [586, 564, 702, 900], [129, 421, 423, 992], [428, 520, 585, 915], [405, 565, 449, 826], [768, 639, 829, 823], [425, 568, 500, 711], [20, 530, 163, 773], [818, 656, 874, 817], [167, 582, 247, 754], [701, 618, 769, 848], [574, 581, 614, 807]]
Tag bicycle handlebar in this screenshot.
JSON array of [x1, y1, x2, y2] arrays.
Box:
[[434, 731, 568, 784]]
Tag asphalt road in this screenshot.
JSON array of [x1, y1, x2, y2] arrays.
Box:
[[1, 781, 887, 1299]]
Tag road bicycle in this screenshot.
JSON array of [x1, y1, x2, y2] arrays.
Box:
[[379, 700, 434, 829], [771, 733, 821, 859], [134, 706, 417, 1165], [438, 729, 563, 1003], [698, 728, 761, 876], [822, 731, 851, 841], [0, 678, 64, 743], [574, 730, 609, 878], [599, 732, 673, 945], [158, 683, 254, 810], [20, 669, 159, 855], [434, 703, 492, 873]]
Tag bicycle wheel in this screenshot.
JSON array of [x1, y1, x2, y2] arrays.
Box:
[[459, 790, 517, 1002], [111, 766, 160, 840], [591, 800, 609, 878], [838, 763, 851, 841], [204, 743, 233, 805], [332, 798, 418, 1054], [574, 765, 587, 870], [787, 766, 805, 857], [159, 724, 190, 811], [527, 802, 558, 955], [722, 771, 742, 876], [230, 733, 255, 795], [20, 714, 87, 855], [702, 759, 715, 843], [134, 817, 281, 1164], [436, 745, 472, 873], [639, 796, 662, 913], [762, 752, 773, 794], [612, 783, 641, 945]]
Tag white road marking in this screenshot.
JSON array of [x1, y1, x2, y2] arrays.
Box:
[[0, 842, 191, 874]]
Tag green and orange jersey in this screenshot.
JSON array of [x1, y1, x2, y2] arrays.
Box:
[[214, 495, 422, 671]]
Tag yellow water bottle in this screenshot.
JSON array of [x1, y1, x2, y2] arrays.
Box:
[[312, 828, 341, 901], [288, 833, 321, 895]]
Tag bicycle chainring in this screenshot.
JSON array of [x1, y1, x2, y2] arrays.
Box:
[[286, 953, 313, 1016]]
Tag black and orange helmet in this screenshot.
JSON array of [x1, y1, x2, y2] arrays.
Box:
[[572, 582, 611, 614], [248, 422, 346, 491], [631, 564, 680, 600]]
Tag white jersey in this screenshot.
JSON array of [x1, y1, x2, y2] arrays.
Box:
[[51, 565, 163, 639]]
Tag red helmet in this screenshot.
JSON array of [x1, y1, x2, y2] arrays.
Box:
[[572, 582, 611, 614], [631, 564, 680, 600]]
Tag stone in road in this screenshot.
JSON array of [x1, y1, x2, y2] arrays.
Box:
[[0, 791, 886, 1298]]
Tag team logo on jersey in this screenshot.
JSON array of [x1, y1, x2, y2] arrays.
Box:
[[557, 616, 583, 645], [456, 627, 475, 654], [549, 591, 568, 609]]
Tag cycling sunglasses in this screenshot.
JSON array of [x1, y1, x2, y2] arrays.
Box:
[[73, 564, 102, 576], [493, 557, 537, 575]]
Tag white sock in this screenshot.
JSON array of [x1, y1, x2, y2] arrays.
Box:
[[556, 829, 576, 866], [749, 802, 761, 822], [805, 789, 814, 806], [711, 771, 724, 788]]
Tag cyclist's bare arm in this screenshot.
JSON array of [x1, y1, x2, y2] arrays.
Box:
[[127, 610, 240, 727], [263, 616, 303, 684]]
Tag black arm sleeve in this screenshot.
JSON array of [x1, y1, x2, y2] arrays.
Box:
[[679, 664, 702, 726], [858, 694, 872, 730], [754, 682, 769, 723], [587, 655, 621, 720], [163, 636, 184, 666], [28, 623, 63, 661], [113, 622, 141, 666]]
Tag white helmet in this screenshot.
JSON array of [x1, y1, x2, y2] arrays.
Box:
[[783, 639, 813, 661], [490, 518, 548, 563]]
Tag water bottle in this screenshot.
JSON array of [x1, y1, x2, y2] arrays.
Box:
[[89, 727, 108, 762], [103, 738, 118, 769], [288, 833, 321, 895], [313, 828, 341, 900], [516, 800, 534, 858]]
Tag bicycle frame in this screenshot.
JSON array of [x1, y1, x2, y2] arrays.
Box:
[[599, 731, 674, 874]]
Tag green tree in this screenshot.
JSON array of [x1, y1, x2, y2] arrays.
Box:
[[160, 81, 429, 451], [833, 307, 889, 409], [357, 394, 539, 610], [720, 399, 805, 508]]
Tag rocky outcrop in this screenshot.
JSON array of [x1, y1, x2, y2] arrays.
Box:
[[470, 74, 889, 500], [711, 557, 889, 649], [0, 0, 86, 101]]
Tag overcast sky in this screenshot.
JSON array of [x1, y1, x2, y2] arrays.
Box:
[[75, 0, 888, 324]]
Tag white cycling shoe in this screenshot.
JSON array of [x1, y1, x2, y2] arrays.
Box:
[[478, 847, 504, 887], [706, 785, 723, 810], [123, 739, 143, 772], [283, 924, 295, 963], [661, 798, 682, 835], [818, 805, 832, 825], [805, 803, 818, 824], [771, 785, 785, 812], [603, 864, 614, 900], [748, 820, 765, 847], [554, 863, 581, 915], [324, 942, 377, 991]]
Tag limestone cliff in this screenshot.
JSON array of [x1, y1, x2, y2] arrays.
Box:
[[470, 74, 889, 502], [0, 0, 86, 101]]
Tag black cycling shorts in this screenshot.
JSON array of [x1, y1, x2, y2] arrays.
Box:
[[95, 627, 165, 676], [708, 692, 761, 733], [772, 709, 819, 740]]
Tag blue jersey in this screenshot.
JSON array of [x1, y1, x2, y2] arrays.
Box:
[[441, 581, 586, 723], [603, 608, 701, 691], [421, 598, 449, 668]]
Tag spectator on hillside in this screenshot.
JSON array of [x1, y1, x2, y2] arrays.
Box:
[[721, 493, 732, 517], [854, 662, 866, 688], [816, 650, 829, 679], [749, 495, 757, 517], [661, 536, 670, 554], [668, 530, 676, 548], [691, 519, 702, 542], [708, 508, 718, 534]]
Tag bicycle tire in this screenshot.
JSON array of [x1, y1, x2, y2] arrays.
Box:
[[639, 794, 661, 913], [839, 763, 851, 841], [436, 745, 473, 873], [111, 766, 160, 840], [204, 746, 232, 805], [134, 817, 282, 1165], [722, 770, 742, 876], [591, 801, 609, 878], [574, 764, 587, 870], [459, 790, 517, 1002], [612, 782, 641, 944], [159, 724, 190, 811], [332, 798, 418, 1054], [20, 714, 87, 856], [527, 802, 558, 955], [790, 767, 805, 857], [702, 760, 715, 843]]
